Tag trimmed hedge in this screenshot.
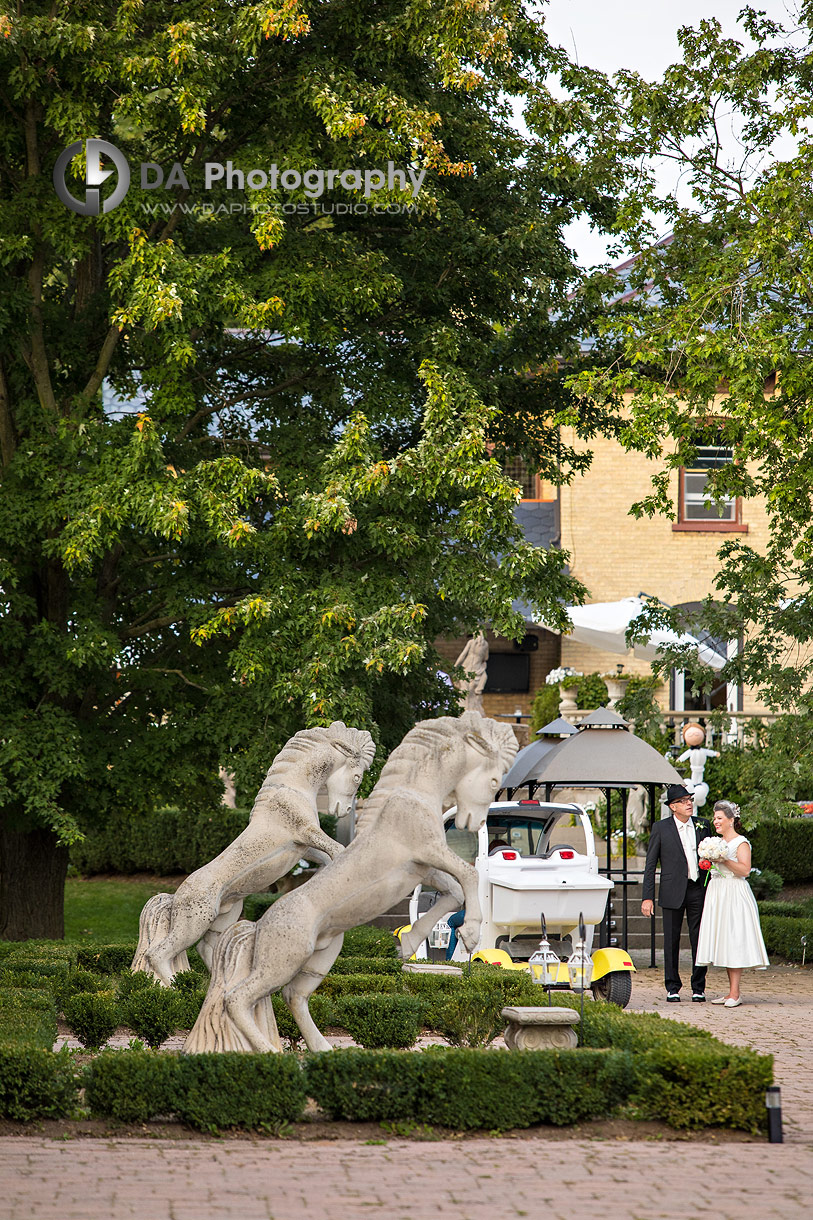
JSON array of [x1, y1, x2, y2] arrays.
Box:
[[85, 1050, 306, 1130], [749, 818, 813, 884], [760, 915, 813, 963], [632, 1041, 773, 1132], [318, 973, 401, 999], [339, 925, 399, 959], [71, 807, 339, 877], [304, 1047, 635, 1129], [758, 899, 813, 919], [77, 945, 138, 974], [0, 987, 58, 1050], [84, 1049, 180, 1123], [70, 806, 252, 875], [329, 956, 403, 976], [0, 1045, 78, 1120]]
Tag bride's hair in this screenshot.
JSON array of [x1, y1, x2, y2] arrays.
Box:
[[713, 799, 745, 835]]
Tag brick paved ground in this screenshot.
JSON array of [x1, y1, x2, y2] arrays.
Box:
[[3, 963, 812, 1220]]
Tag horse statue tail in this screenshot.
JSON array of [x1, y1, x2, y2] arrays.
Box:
[[131, 893, 190, 981], [183, 920, 281, 1054]]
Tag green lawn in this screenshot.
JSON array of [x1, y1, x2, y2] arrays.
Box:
[[64, 877, 178, 943]]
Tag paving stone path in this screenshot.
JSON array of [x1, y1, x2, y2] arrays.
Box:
[[3, 964, 811, 1220]]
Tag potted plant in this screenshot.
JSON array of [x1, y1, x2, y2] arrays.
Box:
[[545, 666, 583, 716]]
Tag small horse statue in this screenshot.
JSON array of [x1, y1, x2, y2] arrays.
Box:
[[183, 712, 517, 1053], [131, 721, 376, 986]]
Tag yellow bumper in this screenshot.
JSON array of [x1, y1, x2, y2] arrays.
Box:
[[590, 947, 636, 983]]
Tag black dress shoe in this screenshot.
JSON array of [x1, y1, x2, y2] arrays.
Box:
[[692, 993, 706, 1002], [666, 993, 680, 1002]]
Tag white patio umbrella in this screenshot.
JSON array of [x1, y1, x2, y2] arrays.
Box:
[[562, 597, 726, 670]]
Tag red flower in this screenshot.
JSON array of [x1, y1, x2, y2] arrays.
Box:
[[699, 859, 712, 870]]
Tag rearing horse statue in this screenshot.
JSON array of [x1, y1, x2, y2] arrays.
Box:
[[183, 712, 517, 1053], [132, 721, 376, 986]]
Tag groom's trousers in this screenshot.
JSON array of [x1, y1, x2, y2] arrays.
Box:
[[662, 877, 707, 995]]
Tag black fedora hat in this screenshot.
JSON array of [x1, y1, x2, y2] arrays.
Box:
[[664, 783, 693, 805]]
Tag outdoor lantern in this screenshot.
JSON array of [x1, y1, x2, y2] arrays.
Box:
[[566, 913, 593, 992], [529, 913, 561, 988]]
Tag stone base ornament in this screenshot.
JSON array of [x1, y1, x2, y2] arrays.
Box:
[[501, 1006, 580, 1050]]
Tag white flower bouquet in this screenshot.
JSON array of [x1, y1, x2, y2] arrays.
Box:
[[697, 835, 728, 883], [545, 666, 583, 686], [697, 836, 727, 862]]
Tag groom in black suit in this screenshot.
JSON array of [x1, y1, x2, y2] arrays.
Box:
[[642, 783, 712, 1002]]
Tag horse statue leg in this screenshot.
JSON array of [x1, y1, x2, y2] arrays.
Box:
[[131, 894, 191, 982], [183, 920, 281, 1054], [398, 871, 464, 961], [224, 902, 320, 1053], [281, 933, 345, 1053]]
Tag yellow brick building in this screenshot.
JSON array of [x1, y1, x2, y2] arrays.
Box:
[[440, 423, 773, 722]]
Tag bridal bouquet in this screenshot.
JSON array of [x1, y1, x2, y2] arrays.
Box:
[[697, 836, 728, 884]]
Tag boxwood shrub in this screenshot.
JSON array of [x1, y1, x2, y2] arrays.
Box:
[[329, 955, 402, 976], [760, 915, 813, 963], [63, 990, 120, 1050], [173, 1054, 306, 1132], [318, 973, 401, 999], [339, 925, 398, 959], [0, 987, 58, 1049], [121, 987, 180, 1048], [85, 1050, 306, 1131], [0, 1045, 79, 1120], [333, 995, 424, 1049], [304, 1046, 636, 1129], [77, 945, 137, 974], [749, 818, 813, 883], [85, 1048, 181, 1123]]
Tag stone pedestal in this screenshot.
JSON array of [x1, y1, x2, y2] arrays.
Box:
[[501, 1006, 580, 1050], [402, 963, 462, 976], [558, 685, 579, 716]]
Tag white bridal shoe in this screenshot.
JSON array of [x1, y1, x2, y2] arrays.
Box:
[[710, 996, 730, 1004], [723, 997, 742, 1007]]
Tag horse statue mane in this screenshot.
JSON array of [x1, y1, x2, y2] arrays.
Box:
[[355, 712, 516, 833], [254, 721, 376, 806]]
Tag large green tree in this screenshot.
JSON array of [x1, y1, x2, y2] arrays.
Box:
[[0, 1, 627, 937], [568, 5, 813, 720]]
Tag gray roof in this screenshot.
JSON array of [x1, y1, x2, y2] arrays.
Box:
[[520, 718, 684, 787], [514, 502, 558, 550], [578, 707, 629, 728], [500, 738, 558, 788], [536, 717, 577, 737]]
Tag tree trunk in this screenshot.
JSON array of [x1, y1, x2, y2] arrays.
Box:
[[0, 821, 69, 940]]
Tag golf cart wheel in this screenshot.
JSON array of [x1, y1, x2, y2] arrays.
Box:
[[591, 970, 632, 1009]]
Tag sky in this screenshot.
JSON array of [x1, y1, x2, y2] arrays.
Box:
[[539, 0, 803, 266]]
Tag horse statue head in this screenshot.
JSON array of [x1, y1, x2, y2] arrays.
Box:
[[450, 712, 518, 832], [321, 721, 376, 826]]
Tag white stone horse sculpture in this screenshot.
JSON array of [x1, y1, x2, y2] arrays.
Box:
[[183, 712, 518, 1053], [131, 722, 376, 987]]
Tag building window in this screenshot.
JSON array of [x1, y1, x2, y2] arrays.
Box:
[[484, 653, 530, 693], [501, 457, 555, 502], [673, 443, 748, 533]]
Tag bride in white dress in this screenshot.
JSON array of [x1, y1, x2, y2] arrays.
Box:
[[696, 799, 769, 1006]]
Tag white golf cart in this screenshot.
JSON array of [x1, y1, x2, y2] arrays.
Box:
[[403, 799, 635, 1007]]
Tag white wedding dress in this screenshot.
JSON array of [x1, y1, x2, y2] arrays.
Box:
[[696, 835, 770, 969]]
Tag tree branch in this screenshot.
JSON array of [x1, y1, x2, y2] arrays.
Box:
[[173, 372, 311, 442], [82, 324, 123, 401]]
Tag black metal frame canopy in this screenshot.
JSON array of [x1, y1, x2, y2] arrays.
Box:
[[498, 708, 685, 961]]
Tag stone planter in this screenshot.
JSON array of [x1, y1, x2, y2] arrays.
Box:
[[558, 684, 579, 716], [603, 676, 629, 709]]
